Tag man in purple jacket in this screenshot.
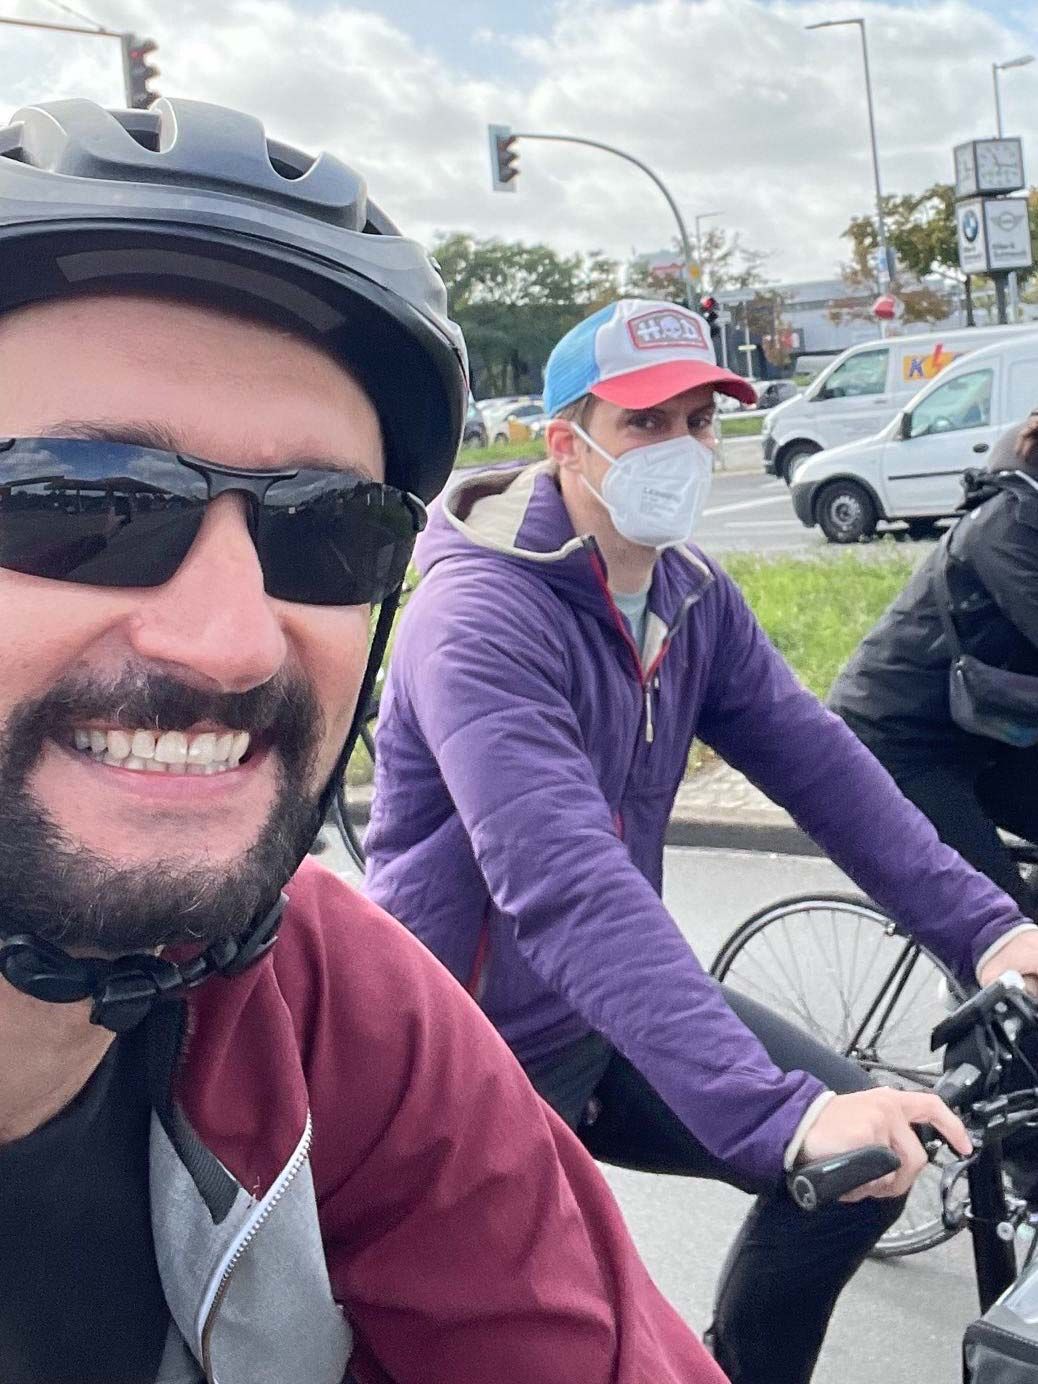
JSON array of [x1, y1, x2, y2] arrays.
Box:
[[365, 299, 1038, 1383]]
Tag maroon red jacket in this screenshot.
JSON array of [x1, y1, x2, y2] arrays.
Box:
[[143, 858, 723, 1383]]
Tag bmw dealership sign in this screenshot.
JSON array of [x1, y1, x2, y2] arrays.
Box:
[[957, 196, 1033, 274]]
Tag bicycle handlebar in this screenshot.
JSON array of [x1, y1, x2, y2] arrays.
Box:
[[789, 974, 1038, 1214], [787, 1146, 900, 1211], [930, 971, 1029, 1053]]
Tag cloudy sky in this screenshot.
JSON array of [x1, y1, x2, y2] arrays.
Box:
[[1, 0, 1036, 284]]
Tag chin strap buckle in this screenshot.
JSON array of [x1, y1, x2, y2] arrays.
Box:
[[90, 954, 184, 1033]]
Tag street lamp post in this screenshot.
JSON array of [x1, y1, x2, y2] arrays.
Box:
[[807, 17, 891, 300], [993, 54, 1033, 138], [492, 127, 697, 308], [992, 54, 1034, 323]]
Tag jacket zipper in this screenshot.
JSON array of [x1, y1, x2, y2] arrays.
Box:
[[586, 544, 712, 745], [638, 592, 703, 744], [200, 1114, 314, 1382]]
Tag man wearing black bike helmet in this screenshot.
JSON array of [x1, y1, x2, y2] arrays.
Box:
[[0, 98, 723, 1384]]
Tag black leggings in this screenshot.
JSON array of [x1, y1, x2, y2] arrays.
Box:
[[525, 989, 904, 1384], [881, 744, 1038, 915]]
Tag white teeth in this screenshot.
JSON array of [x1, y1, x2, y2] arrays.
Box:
[[187, 732, 217, 765], [71, 725, 251, 776], [131, 729, 156, 760], [107, 729, 132, 761], [155, 731, 188, 765]]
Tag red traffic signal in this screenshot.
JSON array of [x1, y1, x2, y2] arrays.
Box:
[[122, 33, 160, 110], [488, 124, 519, 193], [699, 296, 719, 323]]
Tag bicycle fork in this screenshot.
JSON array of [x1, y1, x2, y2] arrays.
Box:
[[967, 1145, 1018, 1314]]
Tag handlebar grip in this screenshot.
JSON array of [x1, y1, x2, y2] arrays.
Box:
[[787, 1145, 901, 1211]]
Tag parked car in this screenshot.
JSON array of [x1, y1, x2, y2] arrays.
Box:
[[754, 380, 799, 410], [763, 323, 1033, 484], [790, 335, 1038, 543], [714, 390, 749, 414], [489, 399, 545, 445], [476, 395, 536, 441], [463, 398, 487, 448]]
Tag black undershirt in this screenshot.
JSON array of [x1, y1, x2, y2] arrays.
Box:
[[0, 1029, 172, 1383]]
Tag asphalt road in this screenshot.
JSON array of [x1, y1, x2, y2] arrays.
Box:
[[322, 835, 982, 1383], [701, 462, 815, 555]]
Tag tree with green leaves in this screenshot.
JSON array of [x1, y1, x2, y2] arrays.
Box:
[[623, 225, 769, 302], [832, 182, 1038, 327], [431, 233, 619, 397]]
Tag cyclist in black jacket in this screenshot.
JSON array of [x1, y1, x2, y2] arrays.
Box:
[[830, 413, 1038, 916]]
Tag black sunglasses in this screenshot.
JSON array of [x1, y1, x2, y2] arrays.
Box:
[[0, 437, 426, 606]]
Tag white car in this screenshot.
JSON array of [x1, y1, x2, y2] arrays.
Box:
[[790, 335, 1038, 542], [482, 398, 544, 445], [764, 323, 1033, 484]]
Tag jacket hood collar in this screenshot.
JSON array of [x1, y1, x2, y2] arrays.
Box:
[[430, 460, 586, 564], [414, 459, 714, 628]]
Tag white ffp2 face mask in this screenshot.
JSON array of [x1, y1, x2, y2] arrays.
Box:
[[571, 423, 714, 549]]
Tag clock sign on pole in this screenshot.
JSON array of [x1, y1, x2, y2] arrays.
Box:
[[952, 137, 1031, 324]]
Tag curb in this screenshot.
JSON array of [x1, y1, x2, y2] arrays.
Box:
[[344, 798, 822, 859]]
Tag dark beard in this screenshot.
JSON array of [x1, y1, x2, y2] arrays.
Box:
[[0, 668, 326, 953]]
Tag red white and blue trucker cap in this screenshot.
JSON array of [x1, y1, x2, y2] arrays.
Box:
[[543, 297, 757, 416]]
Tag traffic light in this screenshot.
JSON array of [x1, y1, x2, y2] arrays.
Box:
[[699, 296, 723, 351], [122, 34, 160, 110], [488, 124, 519, 193]]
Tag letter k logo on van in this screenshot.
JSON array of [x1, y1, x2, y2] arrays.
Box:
[[904, 343, 960, 383]]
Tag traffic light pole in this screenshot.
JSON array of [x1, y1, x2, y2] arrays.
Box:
[[511, 131, 696, 308], [0, 14, 127, 94]]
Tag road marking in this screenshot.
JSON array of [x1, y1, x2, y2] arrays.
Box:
[[723, 519, 804, 530], [702, 495, 791, 517]]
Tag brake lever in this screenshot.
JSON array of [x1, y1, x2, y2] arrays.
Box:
[[939, 1153, 976, 1231]]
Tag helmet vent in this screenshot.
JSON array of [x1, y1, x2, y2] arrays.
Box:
[[266, 138, 313, 182], [0, 124, 29, 163], [125, 126, 161, 155], [269, 156, 304, 182]]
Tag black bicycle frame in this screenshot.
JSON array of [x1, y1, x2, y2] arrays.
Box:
[[844, 939, 936, 1080], [967, 1144, 1019, 1313]]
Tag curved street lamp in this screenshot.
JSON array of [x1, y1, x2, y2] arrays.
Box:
[[806, 17, 891, 295]]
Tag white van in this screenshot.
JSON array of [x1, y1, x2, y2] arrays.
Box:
[[790, 334, 1038, 543], [763, 324, 1030, 483]]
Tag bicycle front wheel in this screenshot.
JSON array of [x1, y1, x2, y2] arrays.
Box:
[[711, 893, 963, 1258]]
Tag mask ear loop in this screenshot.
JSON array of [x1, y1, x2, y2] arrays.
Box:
[[568, 420, 617, 468]]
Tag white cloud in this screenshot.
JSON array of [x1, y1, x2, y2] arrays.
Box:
[[0, 0, 1036, 284]]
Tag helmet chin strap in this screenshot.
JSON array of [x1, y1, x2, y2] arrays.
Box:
[[0, 896, 285, 1033], [0, 583, 405, 1035], [330, 585, 401, 838]]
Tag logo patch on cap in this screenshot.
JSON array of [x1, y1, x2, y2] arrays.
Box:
[[627, 309, 707, 352]]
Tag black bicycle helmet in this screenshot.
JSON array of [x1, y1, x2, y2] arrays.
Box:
[[0, 96, 467, 501], [0, 97, 467, 1029]]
